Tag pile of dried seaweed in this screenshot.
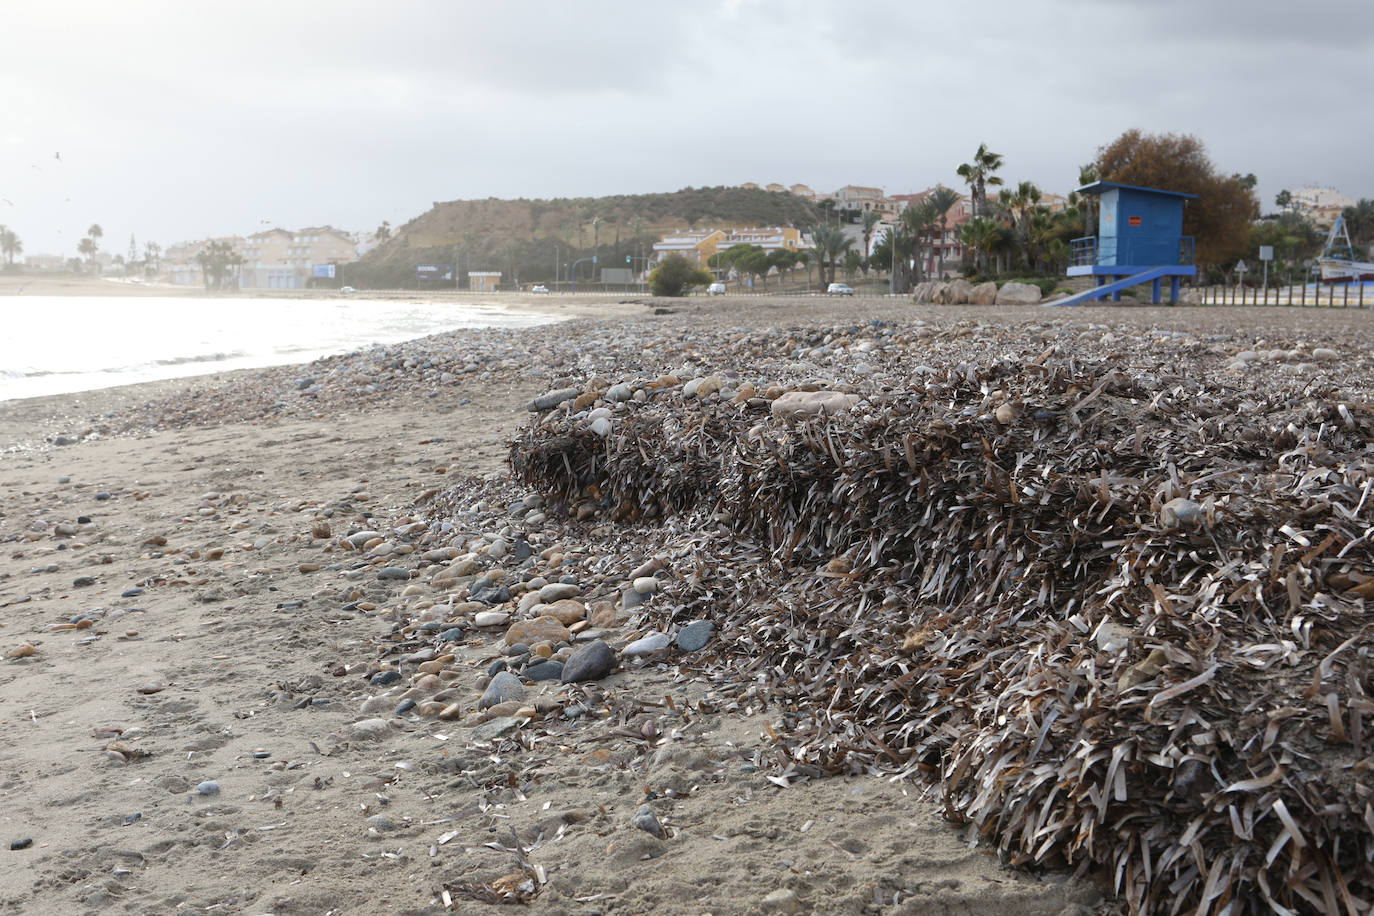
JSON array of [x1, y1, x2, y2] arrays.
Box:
[[510, 351, 1374, 914]]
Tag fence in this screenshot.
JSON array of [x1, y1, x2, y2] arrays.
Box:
[[1191, 281, 1371, 308]]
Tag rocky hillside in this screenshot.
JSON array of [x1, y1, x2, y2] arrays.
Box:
[[350, 186, 820, 288]]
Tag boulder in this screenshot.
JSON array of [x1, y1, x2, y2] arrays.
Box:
[[934, 278, 974, 304], [994, 281, 1042, 305], [968, 281, 998, 305], [910, 281, 942, 304], [770, 390, 860, 421]]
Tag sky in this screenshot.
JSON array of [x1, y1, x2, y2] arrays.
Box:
[[2, 0, 1370, 259]]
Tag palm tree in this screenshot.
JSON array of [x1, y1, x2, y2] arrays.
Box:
[[1077, 163, 1100, 237], [1343, 199, 1374, 248], [860, 211, 881, 259], [923, 186, 961, 279], [959, 218, 1000, 276], [900, 200, 937, 287], [77, 237, 98, 272], [0, 226, 21, 265], [956, 143, 1004, 219], [809, 224, 853, 286]]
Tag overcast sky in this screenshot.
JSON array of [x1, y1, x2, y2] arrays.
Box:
[[2, 0, 1370, 258]]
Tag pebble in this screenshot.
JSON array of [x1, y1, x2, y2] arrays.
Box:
[[10, 838, 33, 851], [632, 804, 666, 838], [631, 576, 659, 595], [760, 888, 801, 913], [195, 781, 220, 796], [675, 620, 714, 652], [1160, 497, 1204, 529], [73, 576, 96, 587], [350, 718, 391, 741], [539, 582, 581, 602], [522, 660, 564, 682], [370, 670, 402, 686], [527, 387, 581, 411], [395, 698, 417, 716], [505, 616, 570, 646], [479, 671, 526, 709], [561, 639, 616, 683], [622, 632, 671, 657], [473, 610, 511, 627], [438, 627, 463, 642], [376, 567, 411, 581], [471, 716, 520, 742]]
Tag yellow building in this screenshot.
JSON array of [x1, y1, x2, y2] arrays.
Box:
[[652, 229, 726, 266], [721, 226, 802, 252]]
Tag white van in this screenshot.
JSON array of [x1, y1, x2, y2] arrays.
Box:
[[707, 282, 727, 295]]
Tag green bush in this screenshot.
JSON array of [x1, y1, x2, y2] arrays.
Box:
[[650, 255, 714, 297]]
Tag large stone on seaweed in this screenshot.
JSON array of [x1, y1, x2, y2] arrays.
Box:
[[770, 390, 860, 421]]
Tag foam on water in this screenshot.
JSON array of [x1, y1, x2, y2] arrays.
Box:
[[0, 295, 556, 401]]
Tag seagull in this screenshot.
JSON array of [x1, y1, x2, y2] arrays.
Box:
[[54, 152, 62, 162]]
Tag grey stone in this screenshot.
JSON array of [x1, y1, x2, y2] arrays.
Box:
[[471, 716, 520, 742], [994, 281, 1043, 305], [561, 639, 616, 683], [623, 632, 671, 657], [523, 660, 564, 682], [376, 566, 410, 581], [675, 620, 714, 652], [527, 387, 581, 411], [539, 582, 581, 602], [351, 718, 391, 741], [632, 804, 666, 838], [480, 671, 526, 709]]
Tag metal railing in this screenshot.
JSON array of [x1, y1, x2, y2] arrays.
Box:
[[1069, 236, 1195, 267]]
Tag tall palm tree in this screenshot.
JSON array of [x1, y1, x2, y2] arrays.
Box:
[[900, 200, 937, 286], [77, 236, 98, 272], [861, 211, 881, 258], [0, 226, 21, 265], [923, 186, 961, 279], [809, 224, 853, 286], [959, 218, 1000, 276], [956, 143, 1004, 219], [1077, 163, 1100, 237]]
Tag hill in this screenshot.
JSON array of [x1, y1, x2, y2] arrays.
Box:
[[348, 186, 820, 288]]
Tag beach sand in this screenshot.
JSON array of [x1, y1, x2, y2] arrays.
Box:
[[5, 294, 1368, 914]]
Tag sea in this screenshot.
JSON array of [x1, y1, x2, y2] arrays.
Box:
[[0, 295, 559, 402]]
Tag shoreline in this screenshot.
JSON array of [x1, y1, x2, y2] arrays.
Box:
[[3, 298, 1374, 912]]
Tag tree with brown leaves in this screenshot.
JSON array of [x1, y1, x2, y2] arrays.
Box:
[[1094, 130, 1257, 268]]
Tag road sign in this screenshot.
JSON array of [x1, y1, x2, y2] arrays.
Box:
[[1235, 260, 1248, 274], [1259, 246, 1273, 261]]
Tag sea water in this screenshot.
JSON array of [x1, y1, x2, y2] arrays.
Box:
[[0, 295, 557, 402]]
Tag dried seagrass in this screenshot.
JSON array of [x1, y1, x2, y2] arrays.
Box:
[[507, 337, 1374, 915]]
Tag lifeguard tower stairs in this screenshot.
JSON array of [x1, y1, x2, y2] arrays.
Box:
[[1051, 181, 1197, 306]]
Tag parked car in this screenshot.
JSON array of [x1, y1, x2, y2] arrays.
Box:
[[340, 286, 356, 293], [827, 283, 854, 296], [706, 282, 727, 296], [531, 285, 549, 294]]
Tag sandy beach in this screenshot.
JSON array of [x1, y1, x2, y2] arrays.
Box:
[[4, 294, 1373, 914]]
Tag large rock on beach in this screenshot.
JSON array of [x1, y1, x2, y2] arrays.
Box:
[[934, 279, 974, 304], [911, 281, 943, 304], [969, 281, 998, 305], [995, 281, 1042, 305]]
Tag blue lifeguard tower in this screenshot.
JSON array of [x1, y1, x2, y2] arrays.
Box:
[[1054, 182, 1197, 306]]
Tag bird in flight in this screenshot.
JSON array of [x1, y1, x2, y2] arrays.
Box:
[[55, 152, 62, 162]]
